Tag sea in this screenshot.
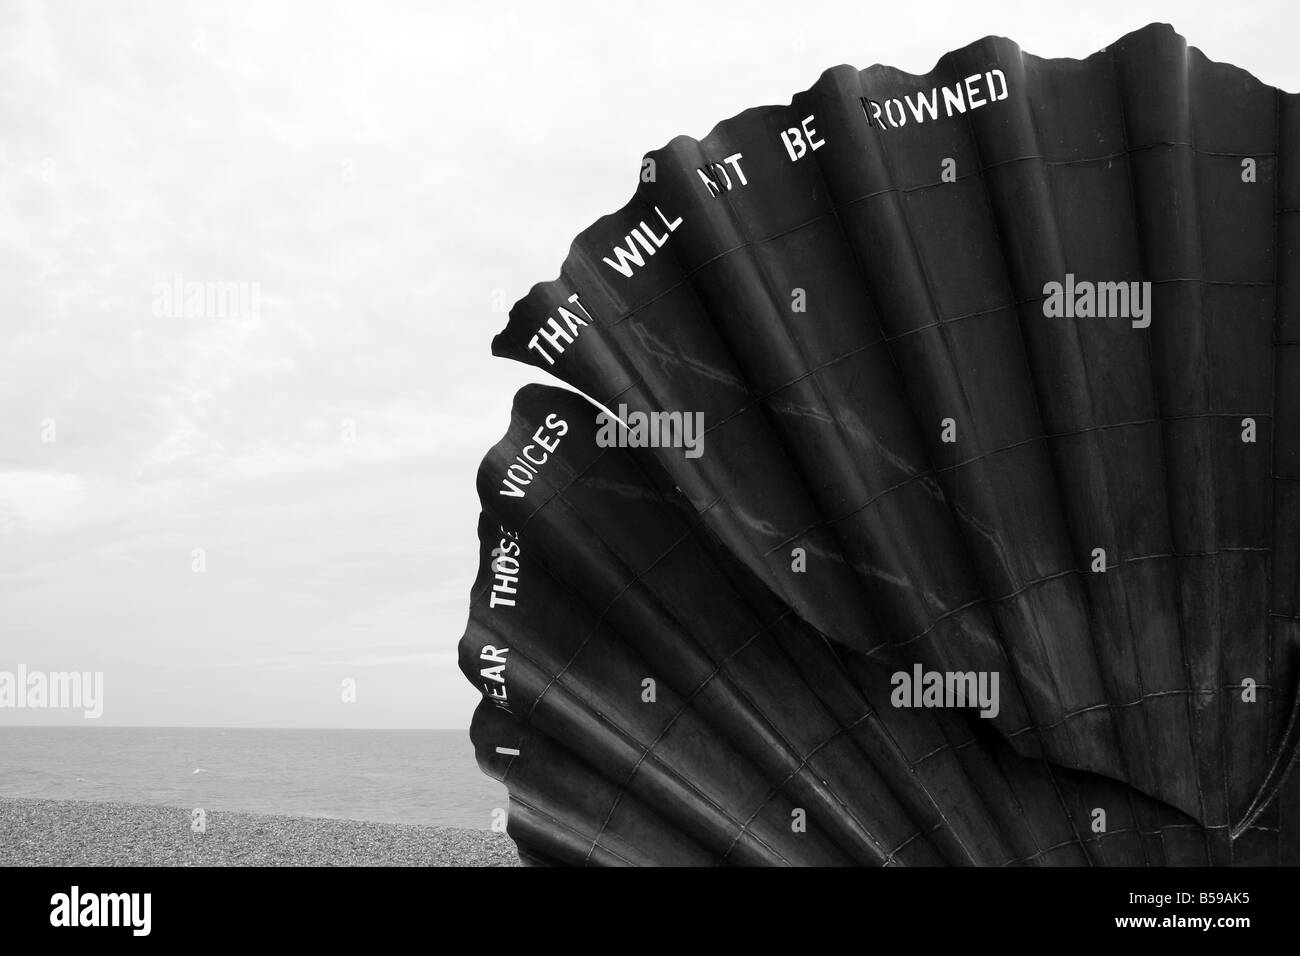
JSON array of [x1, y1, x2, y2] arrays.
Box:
[[0, 727, 507, 830]]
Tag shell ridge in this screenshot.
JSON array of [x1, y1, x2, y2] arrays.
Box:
[[925, 39, 1145, 852], [957, 35, 1174, 843], [471, 389, 888, 863], [790, 61, 1096, 863]]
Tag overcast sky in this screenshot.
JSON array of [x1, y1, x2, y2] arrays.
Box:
[[2, 0, 1297, 728]]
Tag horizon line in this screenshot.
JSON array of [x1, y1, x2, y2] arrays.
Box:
[[0, 725, 470, 731]]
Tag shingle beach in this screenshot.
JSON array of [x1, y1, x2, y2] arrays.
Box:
[[0, 798, 520, 866]]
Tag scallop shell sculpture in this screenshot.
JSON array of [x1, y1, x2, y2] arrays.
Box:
[[460, 23, 1300, 865]]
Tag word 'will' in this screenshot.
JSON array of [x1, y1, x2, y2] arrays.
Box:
[[602, 206, 684, 278], [891, 665, 1000, 718], [596, 405, 705, 459], [1042, 274, 1152, 328]]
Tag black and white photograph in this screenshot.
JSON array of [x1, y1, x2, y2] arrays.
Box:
[[0, 0, 1295, 939]]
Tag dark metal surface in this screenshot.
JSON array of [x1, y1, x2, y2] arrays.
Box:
[[463, 23, 1300, 865]]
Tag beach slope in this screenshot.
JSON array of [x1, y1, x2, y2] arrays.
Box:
[[0, 797, 519, 866]]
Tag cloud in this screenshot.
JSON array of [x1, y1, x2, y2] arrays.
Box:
[[2, 0, 1297, 728]]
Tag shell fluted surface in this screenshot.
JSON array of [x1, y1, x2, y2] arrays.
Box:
[[461, 23, 1300, 865]]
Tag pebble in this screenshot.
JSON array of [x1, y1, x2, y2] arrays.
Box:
[[0, 797, 520, 867]]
